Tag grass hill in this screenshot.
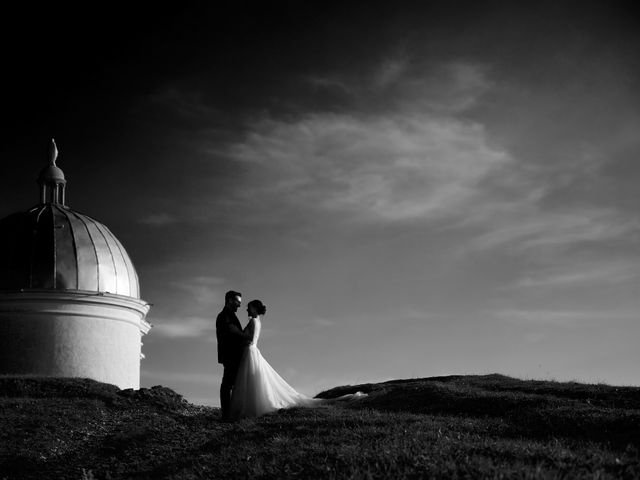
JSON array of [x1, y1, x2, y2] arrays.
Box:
[[1, 374, 639, 479]]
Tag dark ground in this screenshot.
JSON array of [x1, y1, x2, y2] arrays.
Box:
[[1, 374, 639, 479]]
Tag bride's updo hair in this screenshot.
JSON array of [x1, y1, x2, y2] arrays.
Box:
[[248, 299, 267, 316]]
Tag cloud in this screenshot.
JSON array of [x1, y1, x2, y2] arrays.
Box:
[[151, 316, 214, 339], [148, 276, 227, 339], [306, 59, 491, 114], [150, 56, 638, 267], [493, 308, 637, 328], [169, 275, 226, 310], [400, 62, 491, 113], [466, 209, 639, 253], [135, 60, 499, 232], [373, 56, 409, 90], [227, 111, 509, 224], [513, 260, 639, 289], [214, 60, 512, 228], [306, 75, 352, 95]]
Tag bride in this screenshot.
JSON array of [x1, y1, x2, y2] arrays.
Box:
[[229, 299, 364, 420]]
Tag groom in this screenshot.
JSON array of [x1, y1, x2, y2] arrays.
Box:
[[216, 290, 251, 421]]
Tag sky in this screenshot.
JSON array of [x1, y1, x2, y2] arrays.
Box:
[[1, 1, 639, 405]]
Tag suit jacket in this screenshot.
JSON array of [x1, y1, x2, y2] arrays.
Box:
[[216, 307, 246, 365]]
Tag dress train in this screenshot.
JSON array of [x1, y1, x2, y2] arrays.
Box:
[[229, 316, 365, 420]]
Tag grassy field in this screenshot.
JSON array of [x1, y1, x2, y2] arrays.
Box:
[[0, 374, 639, 479]]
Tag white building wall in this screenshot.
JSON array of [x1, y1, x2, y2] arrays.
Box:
[[0, 291, 151, 389]]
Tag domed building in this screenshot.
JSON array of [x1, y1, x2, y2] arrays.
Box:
[[0, 140, 151, 389]]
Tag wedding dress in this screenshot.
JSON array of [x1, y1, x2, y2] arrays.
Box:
[[229, 316, 364, 420]]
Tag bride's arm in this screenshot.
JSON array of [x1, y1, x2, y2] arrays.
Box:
[[244, 320, 256, 345], [226, 320, 251, 343]]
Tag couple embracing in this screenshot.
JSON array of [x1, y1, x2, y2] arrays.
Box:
[[216, 290, 364, 421]]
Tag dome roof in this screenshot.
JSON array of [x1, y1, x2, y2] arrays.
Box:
[[0, 204, 140, 298]]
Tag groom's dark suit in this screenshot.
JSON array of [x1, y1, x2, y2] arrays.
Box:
[[216, 306, 248, 419]]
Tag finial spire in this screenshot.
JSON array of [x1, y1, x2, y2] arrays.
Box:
[[50, 138, 59, 166], [38, 139, 67, 205]]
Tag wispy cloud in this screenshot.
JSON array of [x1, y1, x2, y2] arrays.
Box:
[[399, 62, 491, 113], [466, 209, 639, 253], [306, 59, 491, 114], [306, 75, 352, 95], [493, 308, 637, 328], [216, 60, 515, 229], [513, 260, 639, 289], [151, 315, 214, 339], [373, 56, 410, 90], [227, 112, 509, 224], [169, 275, 226, 311], [136, 61, 500, 231]]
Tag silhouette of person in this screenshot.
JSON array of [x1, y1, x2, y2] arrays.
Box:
[[216, 290, 251, 420]]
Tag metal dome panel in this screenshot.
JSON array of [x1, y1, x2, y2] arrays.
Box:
[[0, 204, 141, 298]]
